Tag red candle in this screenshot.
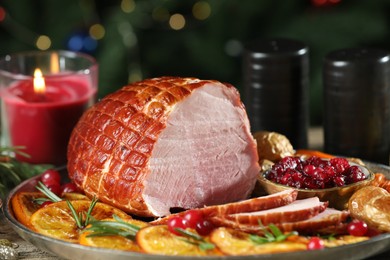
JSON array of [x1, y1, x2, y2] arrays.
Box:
[[1, 69, 96, 165]]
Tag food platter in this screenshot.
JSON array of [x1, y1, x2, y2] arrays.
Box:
[[2, 161, 390, 260]]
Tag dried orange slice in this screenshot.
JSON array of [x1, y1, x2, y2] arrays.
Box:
[[79, 218, 148, 251], [136, 225, 221, 256], [210, 227, 306, 255], [29, 200, 130, 243], [12, 192, 46, 228], [11, 191, 89, 228]]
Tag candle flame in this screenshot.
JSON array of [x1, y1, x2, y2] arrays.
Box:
[[33, 68, 46, 94]]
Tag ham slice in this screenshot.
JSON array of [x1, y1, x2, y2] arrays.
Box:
[[211, 207, 348, 235], [152, 189, 298, 224], [67, 77, 260, 217], [279, 208, 349, 233], [212, 197, 328, 226]]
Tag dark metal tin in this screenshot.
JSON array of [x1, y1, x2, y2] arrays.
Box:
[[323, 48, 390, 164], [243, 38, 309, 149]]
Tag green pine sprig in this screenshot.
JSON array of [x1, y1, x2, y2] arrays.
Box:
[[0, 146, 53, 199]]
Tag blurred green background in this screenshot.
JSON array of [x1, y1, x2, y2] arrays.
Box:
[[1, 0, 389, 125]]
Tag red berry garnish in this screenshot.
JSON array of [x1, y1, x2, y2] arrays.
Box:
[[183, 210, 204, 229], [347, 220, 368, 236], [167, 216, 187, 236], [46, 183, 62, 196], [60, 182, 79, 194], [344, 166, 366, 184], [40, 201, 53, 208], [330, 157, 350, 173], [334, 176, 345, 186], [266, 156, 366, 189], [307, 237, 324, 250], [195, 219, 215, 236], [41, 169, 61, 187]]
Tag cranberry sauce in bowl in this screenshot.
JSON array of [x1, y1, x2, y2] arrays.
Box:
[[258, 156, 374, 210]]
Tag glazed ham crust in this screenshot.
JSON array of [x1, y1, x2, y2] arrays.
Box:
[[67, 77, 260, 217]]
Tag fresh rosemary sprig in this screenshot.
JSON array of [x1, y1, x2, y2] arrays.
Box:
[[35, 181, 98, 229], [249, 221, 298, 244], [85, 214, 141, 240], [0, 146, 52, 199], [175, 228, 216, 251], [35, 181, 62, 203], [67, 196, 98, 229]]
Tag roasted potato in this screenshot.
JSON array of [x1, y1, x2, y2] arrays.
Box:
[[349, 186, 390, 232]]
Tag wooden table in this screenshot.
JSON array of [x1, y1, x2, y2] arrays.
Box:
[[1, 127, 389, 259]]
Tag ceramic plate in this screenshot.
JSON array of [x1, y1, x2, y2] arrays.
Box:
[[2, 162, 390, 260]]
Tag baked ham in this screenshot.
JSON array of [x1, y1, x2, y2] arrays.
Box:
[[67, 77, 260, 217]]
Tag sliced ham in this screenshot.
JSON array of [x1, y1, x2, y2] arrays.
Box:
[[152, 189, 298, 224], [277, 208, 349, 234], [67, 77, 260, 217], [211, 207, 348, 235], [213, 197, 328, 226], [280, 208, 349, 233]]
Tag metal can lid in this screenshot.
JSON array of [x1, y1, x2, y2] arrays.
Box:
[[324, 48, 390, 66], [244, 38, 308, 59], [323, 48, 390, 92]]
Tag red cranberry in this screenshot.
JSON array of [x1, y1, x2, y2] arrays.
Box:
[[279, 156, 300, 170], [303, 164, 316, 176], [344, 166, 366, 184], [347, 220, 368, 236], [307, 237, 324, 250], [167, 216, 187, 236], [46, 183, 61, 196], [280, 173, 292, 185], [195, 219, 215, 236], [334, 176, 345, 186], [60, 183, 79, 194], [40, 169, 61, 187], [330, 157, 350, 173], [182, 210, 204, 229]]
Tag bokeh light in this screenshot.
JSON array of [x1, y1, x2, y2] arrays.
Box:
[[225, 39, 242, 57], [89, 23, 105, 40], [83, 36, 98, 52], [311, 0, 341, 6], [67, 32, 98, 53], [68, 34, 84, 51], [121, 0, 135, 13], [118, 22, 137, 48], [169, 13, 185, 30], [192, 1, 211, 20], [36, 35, 51, 50], [0, 7, 6, 22]]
